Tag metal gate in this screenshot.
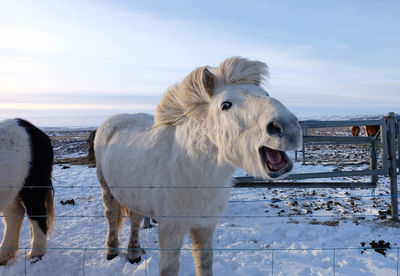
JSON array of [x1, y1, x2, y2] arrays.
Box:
[[233, 112, 399, 221]]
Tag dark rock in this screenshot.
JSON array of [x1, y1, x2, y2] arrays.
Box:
[[60, 199, 76, 206], [369, 240, 391, 256]]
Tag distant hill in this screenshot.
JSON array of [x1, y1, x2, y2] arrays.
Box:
[[299, 113, 399, 121]]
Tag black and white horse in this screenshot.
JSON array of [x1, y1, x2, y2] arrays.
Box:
[[0, 119, 54, 265]]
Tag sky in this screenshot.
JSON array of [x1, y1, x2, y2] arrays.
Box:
[[0, 0, 399, 126]]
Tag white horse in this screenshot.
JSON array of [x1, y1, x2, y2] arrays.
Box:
[[0, 119, 54, 265], [95, 57, 302, 275]]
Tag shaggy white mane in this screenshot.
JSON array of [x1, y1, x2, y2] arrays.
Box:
[[155, 56, 269, 126]]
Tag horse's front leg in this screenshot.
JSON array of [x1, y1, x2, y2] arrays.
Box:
[[0, 197, 25, 265], [190, 225, 216, 276], [158, 222, 185, 276]]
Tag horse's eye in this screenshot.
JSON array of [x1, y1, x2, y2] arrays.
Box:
[[221, 101, 232, 111]]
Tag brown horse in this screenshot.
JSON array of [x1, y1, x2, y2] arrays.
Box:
[[363, 125, 380, 137], [350, 126, 360, 136]]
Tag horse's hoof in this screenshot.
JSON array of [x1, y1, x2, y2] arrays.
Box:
[[128, 256, 141, 264], [28, 248, 46, 260], [106, 254, 118, 260], [30, 256, 42, 264], [106, 247, 119, 260], [127, 248, 145, 264], [0, 251, 15, 266]]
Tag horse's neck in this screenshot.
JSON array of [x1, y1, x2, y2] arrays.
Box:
[[173, 119, 235, 181]]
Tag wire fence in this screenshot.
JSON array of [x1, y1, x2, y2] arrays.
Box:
[[2, 112, 399, 275], [3, 245, 399, 276], [1, 185, 399, 275]]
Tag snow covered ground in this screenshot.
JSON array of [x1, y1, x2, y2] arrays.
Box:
[[1, 129, 400, 275]]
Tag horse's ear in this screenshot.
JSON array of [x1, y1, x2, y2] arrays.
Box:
[[202, 68, 214, 96]]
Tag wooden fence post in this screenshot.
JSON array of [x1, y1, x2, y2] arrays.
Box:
[[387, 112, 399, 221]]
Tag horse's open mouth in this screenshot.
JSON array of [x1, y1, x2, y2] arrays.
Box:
[[259, 146, 292, 178]]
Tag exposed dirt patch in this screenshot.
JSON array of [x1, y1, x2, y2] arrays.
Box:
[[46, 128, 96, 166], [55, 156, 96, 167], [46, 129, 93, 159], [309, 219, 339, 226]]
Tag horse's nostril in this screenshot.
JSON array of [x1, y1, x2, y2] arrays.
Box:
[[267, 121, 283, 136]]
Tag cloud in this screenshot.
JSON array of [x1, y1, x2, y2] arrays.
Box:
[[0, 26, 66, 54], [0, 0, 399, 125], [0, 102, 156, 111]]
